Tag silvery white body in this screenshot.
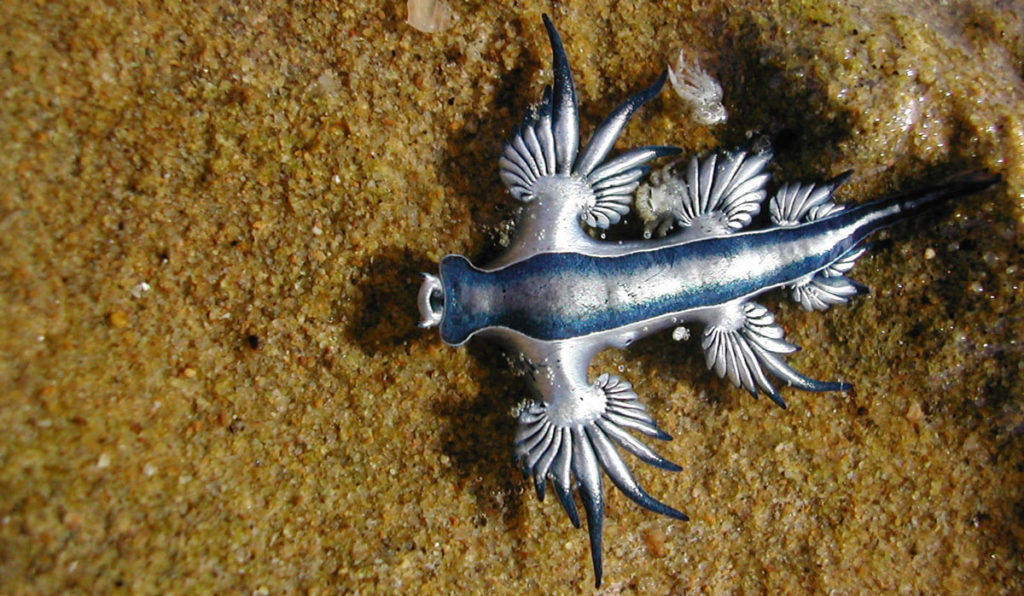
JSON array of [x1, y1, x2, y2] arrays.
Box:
[[417, 16, 997, 587]]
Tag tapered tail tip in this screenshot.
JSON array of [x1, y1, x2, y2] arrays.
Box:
[[945, 171, 1001, 195]]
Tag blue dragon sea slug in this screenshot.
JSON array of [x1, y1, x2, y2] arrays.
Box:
[[417, 15, 999, 587]]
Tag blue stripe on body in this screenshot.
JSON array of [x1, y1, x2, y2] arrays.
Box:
[[440, 215, 866, 344]]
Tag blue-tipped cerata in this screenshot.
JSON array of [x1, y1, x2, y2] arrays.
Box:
[[416, 15, 1000, 588]]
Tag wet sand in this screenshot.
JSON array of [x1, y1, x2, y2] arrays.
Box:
[[2, 1, 1023, 593]]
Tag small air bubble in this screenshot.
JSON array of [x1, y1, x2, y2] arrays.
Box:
[[130, 282, 151, 298]]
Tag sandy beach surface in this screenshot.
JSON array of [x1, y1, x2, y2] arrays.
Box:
[[2, 1, 1023, 593]]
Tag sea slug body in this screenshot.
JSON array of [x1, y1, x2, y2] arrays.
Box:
[[667, 47, 727, 126], [418, 15, 999, 587]]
